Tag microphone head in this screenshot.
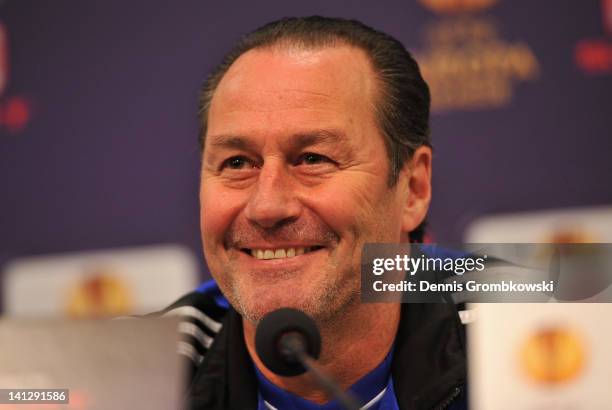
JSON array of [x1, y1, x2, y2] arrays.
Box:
[[255, 308, 321, 377]]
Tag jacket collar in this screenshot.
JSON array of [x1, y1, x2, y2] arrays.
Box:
[[391, 302, 466, 409], [188, 307, 258, 410]]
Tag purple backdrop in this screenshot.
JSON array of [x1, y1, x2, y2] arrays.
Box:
[[1, 0, 611, 281]]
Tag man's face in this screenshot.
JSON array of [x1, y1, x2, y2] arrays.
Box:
[[200, 45, 412, 323]]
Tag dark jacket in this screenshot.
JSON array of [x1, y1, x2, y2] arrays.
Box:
[[163, 282, 467, 410]]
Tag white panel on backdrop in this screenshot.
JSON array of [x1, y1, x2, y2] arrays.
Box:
[[469, 303, 612, 410], [2, 245, 199, 317], [464, 206, 612, 243]]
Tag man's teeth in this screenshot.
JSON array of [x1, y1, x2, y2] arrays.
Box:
[[250, 247, 313, 260]]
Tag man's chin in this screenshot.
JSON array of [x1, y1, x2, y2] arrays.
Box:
[[221, 269, 359, 324], [234, 292, 313, 324], [233, 285, 358, 326]]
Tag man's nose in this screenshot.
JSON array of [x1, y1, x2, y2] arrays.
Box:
[[244, 160, 302, 229]]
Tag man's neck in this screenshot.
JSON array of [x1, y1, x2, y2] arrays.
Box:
[[243, 302, 401, 404]]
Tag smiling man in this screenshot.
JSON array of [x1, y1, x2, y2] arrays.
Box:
[[164, 16, 467, 410]]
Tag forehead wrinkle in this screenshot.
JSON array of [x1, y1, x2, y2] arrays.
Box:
[[282, 88, 332, 98], [216, 88, 335, 116]]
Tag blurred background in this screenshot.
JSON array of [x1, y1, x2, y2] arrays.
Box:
[[0, 0, 611, 317]]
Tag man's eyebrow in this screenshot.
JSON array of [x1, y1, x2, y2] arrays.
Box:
[[208, 135, 257, 151], [284, 129, 350, 150], [207, 129, 350, 151]]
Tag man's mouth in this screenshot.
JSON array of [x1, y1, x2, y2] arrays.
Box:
[[239, 246, 325, 260]]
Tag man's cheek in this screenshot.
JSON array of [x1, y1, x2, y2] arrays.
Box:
[[317, 197, 373, 239], [200, 188, 245, 238], [200, 203, 224, 240], [305, 187, 358, 228]]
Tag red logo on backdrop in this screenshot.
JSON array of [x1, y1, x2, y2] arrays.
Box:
[[604, 0, 612, 35], [574, 0, 612, 74], [0, 23, 8, 95], [0, 22, 32, 135]]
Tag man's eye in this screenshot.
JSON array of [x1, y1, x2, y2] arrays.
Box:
[[296, 153, 333, 165], [221, 156, 252, 170]]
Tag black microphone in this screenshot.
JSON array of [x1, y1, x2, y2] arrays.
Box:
[[255, 308, 361, 410]]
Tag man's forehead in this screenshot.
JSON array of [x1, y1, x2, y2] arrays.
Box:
[[208, 44, 378, 120]]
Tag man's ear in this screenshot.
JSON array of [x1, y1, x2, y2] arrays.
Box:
[[400, 145, 432, 233]]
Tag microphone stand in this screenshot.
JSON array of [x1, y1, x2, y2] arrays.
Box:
[[279, 332, 362, 410]]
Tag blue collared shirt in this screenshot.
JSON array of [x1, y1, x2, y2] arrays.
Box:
[[255, 347, 400, 410]]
